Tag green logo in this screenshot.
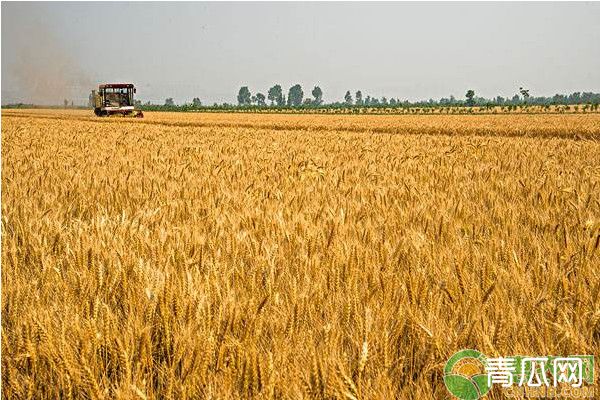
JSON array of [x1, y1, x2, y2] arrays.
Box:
[[444, 349, 491, 400]]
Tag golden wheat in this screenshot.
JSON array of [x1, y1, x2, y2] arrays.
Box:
[[2, 109, 599, 399]]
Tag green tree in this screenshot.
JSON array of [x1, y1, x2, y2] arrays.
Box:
[[355, 91, 363, 106], [192, 97, 202, 107], [287, 84, 303, 107], [344, 91, 353, 105], [237, 86, 252, 106], [268, 84, 283, 106], [465, 90, 475, 107], [311, 86, 323, 105], [165, 98, 175, 106], [256, 93, 266, 106]]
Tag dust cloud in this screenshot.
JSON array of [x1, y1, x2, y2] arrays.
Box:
[[5, 22, 94, 105]]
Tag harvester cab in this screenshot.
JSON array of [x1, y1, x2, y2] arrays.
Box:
[[91, 83, 143, 117]]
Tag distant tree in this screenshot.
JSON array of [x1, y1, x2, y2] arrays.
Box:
[[311, 86, 323, 105], [165, 98, 175, 106], [64, 99, 68, 108], [365, 95, 371, 106], [192, 97, 202, 107], [256, 93, 266, 106], [237, 86, 252, 106], [390, 98, 397, 106], [251, 95, 257, 105], [355, 91, 363, 105], [287, 84, 303, 107], [134, 99, 142, 108], [381, 97, 388, 105], [344, 91, 353, 105], [569, 92, 581, 104], [268, 84, 283, 106], [465, 90, 475, 107], [519, 87, 530, 103]]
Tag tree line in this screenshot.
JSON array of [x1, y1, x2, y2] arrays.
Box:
[[140, 85, 600, 110], [236, 84, 323, 107]]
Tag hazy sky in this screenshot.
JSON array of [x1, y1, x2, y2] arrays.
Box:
[[2, 2, 599, 105]]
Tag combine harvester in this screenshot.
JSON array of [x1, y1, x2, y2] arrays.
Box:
[[91, 83, 143, 118]]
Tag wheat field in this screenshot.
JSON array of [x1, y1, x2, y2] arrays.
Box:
[[2, 109, 600, 399]]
